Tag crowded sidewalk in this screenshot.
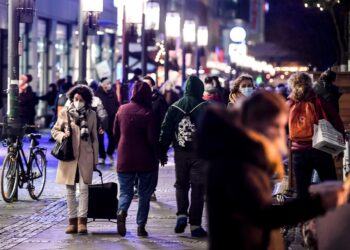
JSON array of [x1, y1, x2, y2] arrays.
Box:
[[0, 131, 208, 250]]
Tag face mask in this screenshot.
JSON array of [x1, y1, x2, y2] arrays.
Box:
[[74, 101, 85, 110], [240, 87, 254, 97]]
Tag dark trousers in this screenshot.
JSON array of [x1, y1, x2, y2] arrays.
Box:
[[174, 150, 207, 226], [98, 127, 115, 159], [292, 148, 337, 198], [118, 170, 158, 226]]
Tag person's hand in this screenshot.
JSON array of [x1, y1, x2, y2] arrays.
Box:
[[63, 130, 70, 139], [98, 128, 104, 134], [159, 154, 168, 167], [309, 181, 349, 210]]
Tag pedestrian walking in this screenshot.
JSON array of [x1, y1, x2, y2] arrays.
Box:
[[51, 84, 98, 235], [287, 72, 345, 198], [95, 77, 119, 164], [196, 91, 349, 250], [159, 75, 208, 237], [143, 75, 168, 201], [114, 81, 158, 237], [227, 74, 255, 109]]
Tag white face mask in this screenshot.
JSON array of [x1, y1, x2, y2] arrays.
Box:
[[74, 101, 85, 110], [240, 87, 254, 97]]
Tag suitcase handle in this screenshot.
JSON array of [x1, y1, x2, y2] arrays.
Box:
[[93, 169, 104, 185]]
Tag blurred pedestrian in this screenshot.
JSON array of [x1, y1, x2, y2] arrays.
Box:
[[128, 68, 142, 102], [95, 77, 119, 165], [143, 75, 168, 201], [114, 81, 158, 237], [228, 74, 255, 109], [287, 72, 344, 198], [51, 84, 98, 235], [89, 80, 98, 93], [39, 83, 58, 127], [163, 82, 179, 106], [276, 83, 289, 99], [203, 76, 223, 103], [19, 74, 38, 126], [197, 91, 349, 250], [314, 69, 342, 113], [159, 75, 208, 238], [212, 76, 229, 104]]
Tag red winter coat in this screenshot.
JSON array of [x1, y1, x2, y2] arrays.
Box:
[[113, 82, 158, 173]]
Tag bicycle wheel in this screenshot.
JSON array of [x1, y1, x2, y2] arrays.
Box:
[[1, 152, 19, 203], [28, 150, 47, 200]]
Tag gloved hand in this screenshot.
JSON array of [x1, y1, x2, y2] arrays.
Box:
[[159, 154, 168, 167]]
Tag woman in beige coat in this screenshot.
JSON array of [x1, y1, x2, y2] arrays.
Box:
[[51, 85, 98, 235]]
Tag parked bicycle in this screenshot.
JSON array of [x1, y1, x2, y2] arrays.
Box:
[[0, 123, 47, 203]]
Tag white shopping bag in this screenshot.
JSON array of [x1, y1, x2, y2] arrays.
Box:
[[312, 119, 345, 155]]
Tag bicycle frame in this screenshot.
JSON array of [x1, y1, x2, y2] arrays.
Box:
[[10, 137, 40, 188]]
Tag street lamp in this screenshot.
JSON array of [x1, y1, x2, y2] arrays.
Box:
[[196, 26, 208, 76], [182, 20, 196, 82], [165, 11, 181, 81], [142, 1, 160, 75], [79, 0, 103, 81]]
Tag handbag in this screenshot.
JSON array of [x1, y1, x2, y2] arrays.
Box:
[[51, 110, 75, 161]]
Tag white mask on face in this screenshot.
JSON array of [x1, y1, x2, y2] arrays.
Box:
[[74, 101, 85, 110], [240, 87, 254, 97]]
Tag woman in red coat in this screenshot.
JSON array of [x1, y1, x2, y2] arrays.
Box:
[[113, 81, 158, 238]]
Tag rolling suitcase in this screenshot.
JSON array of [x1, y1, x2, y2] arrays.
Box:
[[88, 169, 118, 221]]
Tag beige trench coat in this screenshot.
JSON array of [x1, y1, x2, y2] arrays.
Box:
[[51, 107, 98, 185]]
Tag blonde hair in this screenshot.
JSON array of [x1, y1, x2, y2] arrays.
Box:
[[287, 72, 313, 101]]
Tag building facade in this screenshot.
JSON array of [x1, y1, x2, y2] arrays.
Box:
[[0, 0, 118, 98]]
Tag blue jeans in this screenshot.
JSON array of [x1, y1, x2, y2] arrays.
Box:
[[118, 170, 157, 226]]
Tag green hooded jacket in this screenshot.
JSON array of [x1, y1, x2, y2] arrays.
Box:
[[159, 76, 207, 153]]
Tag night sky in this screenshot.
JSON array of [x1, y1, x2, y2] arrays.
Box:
[[265, 0, 348, 70]]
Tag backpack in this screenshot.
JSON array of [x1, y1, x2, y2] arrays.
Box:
[[289, 101, 318, 141], [173, 102, 204, 148]]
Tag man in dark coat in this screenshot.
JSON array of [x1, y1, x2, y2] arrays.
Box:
[[159, 75, 208, 237], [113, 81, 158, 238], [143, 75, 168, 201], [196, 92, 349, 250], [19, 74, 38, 126], [95, 77, 119, 164]]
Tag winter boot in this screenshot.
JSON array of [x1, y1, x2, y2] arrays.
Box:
[[65, 218, 78, 234], [117, 210, 127, 237], [137, 226, 149, 237], [78, 217, 88, 235]]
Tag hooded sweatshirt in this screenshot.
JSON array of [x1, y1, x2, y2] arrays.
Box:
[[159, 76, 207, 153], [113, 82, 158, 172]]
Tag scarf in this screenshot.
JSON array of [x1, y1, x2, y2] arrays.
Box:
[[68, 103, 89, 141], [246, 129, 285, 180]]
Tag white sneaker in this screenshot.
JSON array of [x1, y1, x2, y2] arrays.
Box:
[[98, 158, 105, 165]]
